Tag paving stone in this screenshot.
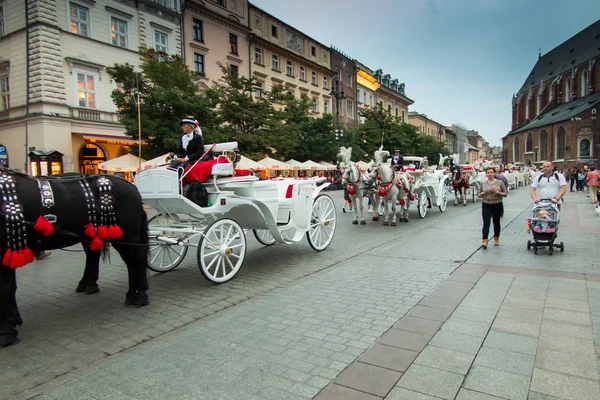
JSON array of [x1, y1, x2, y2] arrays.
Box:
[[428, 330, 484, 355], [441, 317, 491, 337], [378, 329, 432, 352], [473, 346, 535, 376], [543, 308, 592, 326], [456, 388, 506, 399], [333, 362, 402, 397], [397, 364, 464, 399], [413, 345, 475, 374], [357, 343, 418, 372], [530, 368, 600, 399], [446, 273, 481, 284], [392, 316, 443, 335], [544, 297, 590, 313], [463, 365, 530, 400], [450, 306, 497, 324], [418, 295, 463, 310], [538, 332, 596, 356], [535, 348, 599, 380], [314, 384, 381, 400], [502, 297, 545, 311], [540, 320, 594, 340], [408, 305, 454, 322], [526, 391, 563, 400], [483, 331, 538, 355], [496, 306, 543, 323], [546, 288, 589, 302], [386, 387, 442, 399], [491, 318, 541, 338]]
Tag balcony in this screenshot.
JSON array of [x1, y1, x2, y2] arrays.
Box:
[[69, 107, 123, 124]]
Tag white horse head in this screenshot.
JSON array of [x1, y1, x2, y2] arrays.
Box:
[[374, 145, 389, 165], [451, 153, 460, 165], [438, 153, 449, 167]]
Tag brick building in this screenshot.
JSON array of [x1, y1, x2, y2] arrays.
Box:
[[502, 20, 600, 169]]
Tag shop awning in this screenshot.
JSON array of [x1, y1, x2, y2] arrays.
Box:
[[80, 134, 144, 145], [98, 154, 145, 172]]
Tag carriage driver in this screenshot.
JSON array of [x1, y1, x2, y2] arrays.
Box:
[[170, 116, 212, 169], [391, 150, 403, 172]]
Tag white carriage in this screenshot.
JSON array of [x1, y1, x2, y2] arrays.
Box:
[[134, 142, 336, 284], [460, 164, 484, 203]]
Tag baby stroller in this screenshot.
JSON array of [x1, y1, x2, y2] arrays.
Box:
[[526, 200, 564, 255]]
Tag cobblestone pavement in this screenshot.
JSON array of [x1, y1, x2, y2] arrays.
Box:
[[1, 185, 599, 399]]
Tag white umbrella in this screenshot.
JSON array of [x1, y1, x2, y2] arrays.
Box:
[[356, 161, 371, 171], [285, 159, 307, 170], [98, 154, 145, 172], [302, 160, 324, 170], [318, 161, 336, 170], [141, 153, 172, 168], [257, 157, 290, 170], [237, 155, 265, 170]]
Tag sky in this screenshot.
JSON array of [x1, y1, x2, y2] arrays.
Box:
[[250, 0, 600, 147]]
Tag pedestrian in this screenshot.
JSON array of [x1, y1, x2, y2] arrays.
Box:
[[36, 250, 51, 260], [530, 161, 567, 210], [477, 167, 508, 249], [586, 166, 599, 204], [576, 169, 586, 192], [568, 167, 577, 192], [342, 188, 353, 213]]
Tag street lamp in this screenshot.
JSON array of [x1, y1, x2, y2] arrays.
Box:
[[330, 75, 346, 148]]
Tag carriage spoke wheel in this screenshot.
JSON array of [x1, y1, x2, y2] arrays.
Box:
[[439, 186, 448, 212], [253, 229, 276, 246], [307, 194, 337, 251], [198, 219, 246, 284], [418, 194, 428, 218], [147, 214, 188, 273]]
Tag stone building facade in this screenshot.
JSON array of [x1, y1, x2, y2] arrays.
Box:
[[355, 61, 379, 124], [248, 4, 334, 117], [407, 111, 445, 144], [0, 0, 182, 175], [374, 69, 413, 123], [182, 0, 250, 89], [330, 47, 356, 127], [503, 19, 600, 169]]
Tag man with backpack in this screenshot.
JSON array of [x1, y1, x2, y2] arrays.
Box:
[[530, 161, 567, 209]]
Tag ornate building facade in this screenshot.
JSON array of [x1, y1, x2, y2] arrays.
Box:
[[330, 47, 356, 127], [407, 111, 445, 144], [503, 19, 600, 169], [0, 0, 182, 175], [182, 0, 250, 89], [374, 69, 413, 123], [355, 61, 379, 124], [248, 4, 334, 116]]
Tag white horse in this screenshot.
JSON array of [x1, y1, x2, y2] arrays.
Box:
[[341, 161, 378, 225], [369, 163, 413, 225]]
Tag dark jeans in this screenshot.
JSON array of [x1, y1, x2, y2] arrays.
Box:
[[482, 202, 503, 240], [570, 177, 576, 191]]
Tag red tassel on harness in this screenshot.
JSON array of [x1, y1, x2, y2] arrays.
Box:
[[399, 198, 406, 206], [347, 184, 357, 196], [97, 225, 109, 240], [90, 237, 104, 251], [108, 225, 123, 240], [23, 247, 35, 263], [84, 223, 97, 239], [410, 194, 415, 201], [10, 250, 26, 269], [34, 216, 55, 237], [3, 249, 13, 266]]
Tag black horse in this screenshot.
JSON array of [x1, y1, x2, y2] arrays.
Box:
[[0, 170, 150, 347]]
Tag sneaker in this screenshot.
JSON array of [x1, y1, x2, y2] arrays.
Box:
[[368, 207, 374, 213], [342, 206, 346, 213], [349, 208, 355, 212], [36, 251, 51, 260]]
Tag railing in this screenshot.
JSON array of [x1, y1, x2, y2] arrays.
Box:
[[69, 108, 123, 123]]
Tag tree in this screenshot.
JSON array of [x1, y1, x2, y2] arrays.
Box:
[[107, 47, 216, 158]]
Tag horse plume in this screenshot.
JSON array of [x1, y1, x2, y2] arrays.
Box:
[[337, 146, 352, 164], [374, 146, 389, 164]]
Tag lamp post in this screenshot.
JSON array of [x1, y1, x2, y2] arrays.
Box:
[[330, 75, 346, 149]]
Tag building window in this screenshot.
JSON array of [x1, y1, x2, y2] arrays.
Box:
[[311, 71, 317, 85], [311, 46, 316, 57], [154, 0, 175, 8], [193, 18, 203, 42], [323, 76, 328, 89], [540, 130, 548, 161], [76, 72, 96, 108], [271, 24, 278, 38], [256, 81, 263, 98], [70, 3, 90, 37], [216, 0, 225, 6], [565, 78, 571, 102], [286, 60, 293, 76], [581, 70, 588, 97], [229, 33, 238, 55], [363, 92, 366, 105], [395, 108, 398, 119], [513, 137, 520, 162], [347, 100, 353, 118], [313, 98, 318, 113], [346, 73, 352, 88], [337, 69, 342, 83], [272, 54, 279, 71], [525, 132, 532, 152], [556, 126, 566, 159], [324, 101, 328, 114], [299, 66, 305, 81], [110, 17, 128, 48], [0, 76, 9, 111], [154, 30, 168, 53], [370, 95, 373, 106], [401, 110, 405, 122], [0, 6, 5, 37], [254, 47, 263, 64], [193, 53, 205, 76], [579, 138, 591, 158], [230, 65, 239, 77], [525, 98, 530, 120]]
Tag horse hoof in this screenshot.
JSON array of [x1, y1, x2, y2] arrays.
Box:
[[391, 222, 397, 226], [454, 203, 457, 206], [360, 220, 366, 225], [134, 294, 150, 307], [124, 295, 135, 306], [352, 220, 358, 225], [383, 221, 389, 226], [84, 286, 100, 295], [0, 327, 19, 348], [372, 217, 379, 221], [403, 218, 409, 222], [75, 282, 86, 293]]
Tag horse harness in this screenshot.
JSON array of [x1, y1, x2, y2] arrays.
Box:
[[346, 163, 362, 196], [0, 171, 123, 269]]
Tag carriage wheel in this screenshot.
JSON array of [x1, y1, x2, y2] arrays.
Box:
[[533, 246, 538, 254], [418, 194, 428, 218], [253, 229, 276, 246], [527, 240, 531, 250], [147, 214, 189, 273], [438, 186, 448, 212], [198, 218, 246, 284], [307, 194, 337, 251]]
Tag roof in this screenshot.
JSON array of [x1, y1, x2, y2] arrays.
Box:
[[509, 90, 600, 135], [518, 19, 600, 94]]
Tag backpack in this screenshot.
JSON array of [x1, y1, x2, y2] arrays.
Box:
[[537, 172, 559, 183], [186, 181, 209, 207]]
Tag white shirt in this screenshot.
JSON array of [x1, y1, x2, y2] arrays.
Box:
[[531, 172, 567, 203], [181, 132, 194, 151]]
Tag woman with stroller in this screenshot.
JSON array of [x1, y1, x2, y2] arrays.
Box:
[[477, 167, 508, 249]]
